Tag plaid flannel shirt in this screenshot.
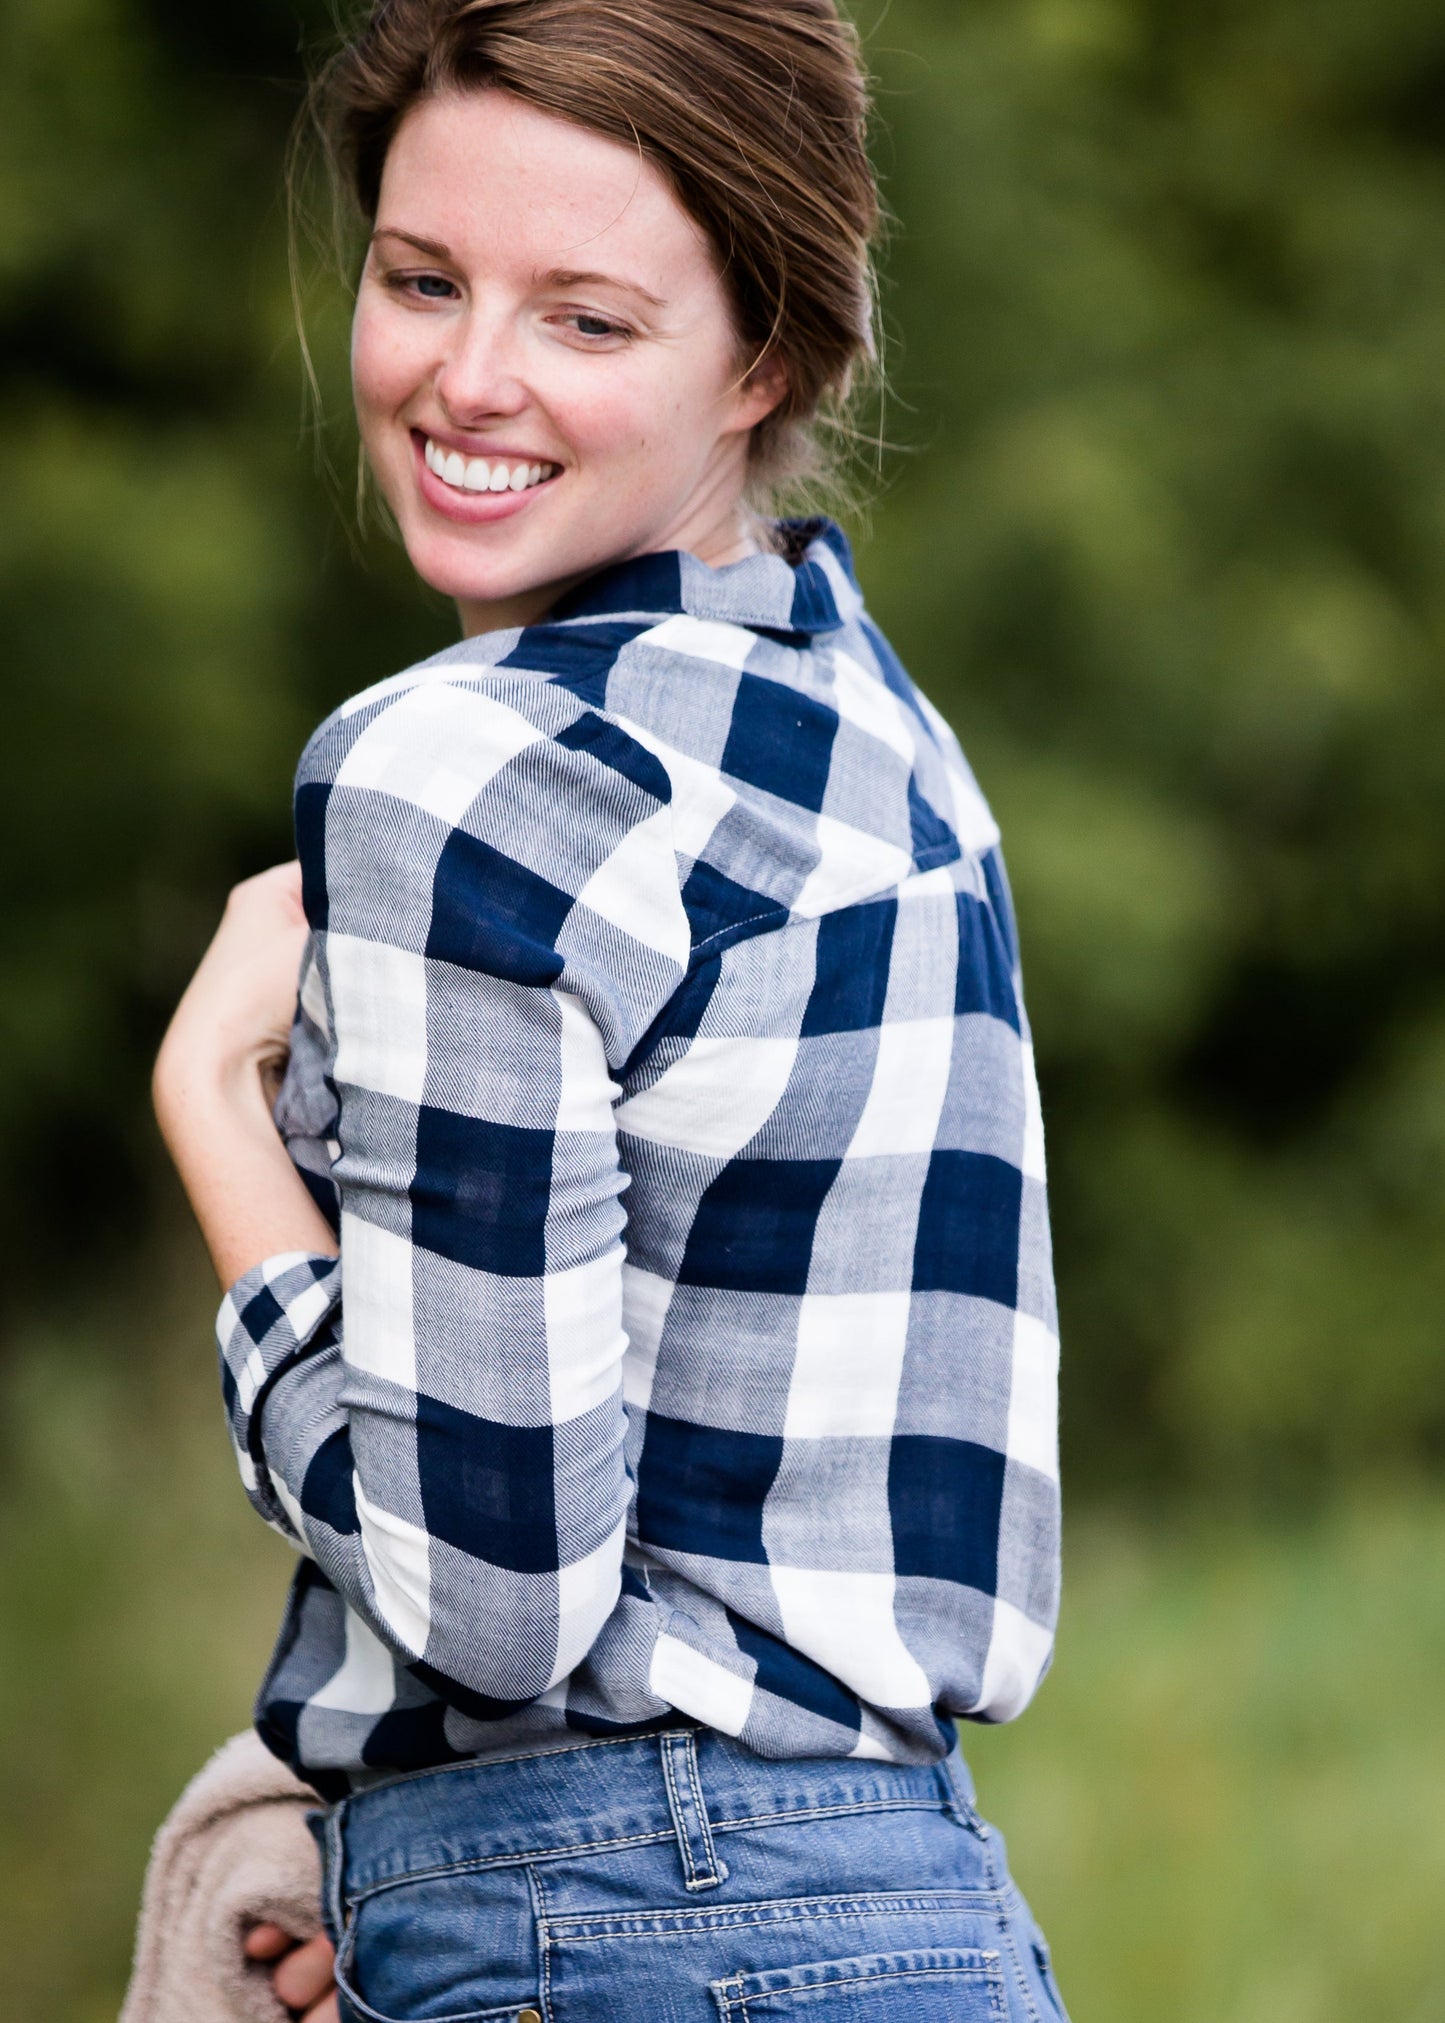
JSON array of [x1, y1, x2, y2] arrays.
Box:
[[218, 521, 1061, 1795]]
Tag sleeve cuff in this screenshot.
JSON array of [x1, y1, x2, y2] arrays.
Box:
[[217, 1251, 341, 1536]]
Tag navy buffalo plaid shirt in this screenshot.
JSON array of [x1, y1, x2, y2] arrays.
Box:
[[218, 521, 1061, 1795]]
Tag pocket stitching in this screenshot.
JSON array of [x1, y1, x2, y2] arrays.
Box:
[[713, 1971, 745, 2023], [549, 1887, 1003, 1945], [993, 1891, 1049, 2023], [714, 1947, 1007, 2020], [334, 1932, 523, 2023], [334, 1869, 543, 2023], [532, 1862, 556, 2023]]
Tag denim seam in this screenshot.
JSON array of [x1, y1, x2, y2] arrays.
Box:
[[729, 1954, 1007, 2020], [528, 1863, 555, 2023], [992, 1879, 1044, 2023], [712, 1795, 942, 1833], [712, 1971, 744, 2023], [548, 1888, 1005, 1945], [342, 1827, 675, 1906], [340, 1795, 946, 1904]]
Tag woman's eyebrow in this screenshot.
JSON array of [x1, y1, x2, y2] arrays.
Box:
[[371, 227, 452, 258], [543, 267, 667, 309]]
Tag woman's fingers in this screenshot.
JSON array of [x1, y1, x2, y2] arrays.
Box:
[[243, 1922, 292, 1960], [242, 1920, 338, 2017], [272, 1931, 338, 2010], [153, 857, 312, 1111]]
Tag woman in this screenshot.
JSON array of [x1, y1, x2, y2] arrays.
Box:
[[154, 3, 1066, 2017]]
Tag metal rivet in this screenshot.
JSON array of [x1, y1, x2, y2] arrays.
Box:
[[518, 2010, 543, 2023]]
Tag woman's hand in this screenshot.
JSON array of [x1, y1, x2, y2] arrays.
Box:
[[244, 1922, 338, 2021], [153, 862, 338, 1289], [154, 861, 310, 1115]]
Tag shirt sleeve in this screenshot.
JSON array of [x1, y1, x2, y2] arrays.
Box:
[[216, 678, 689, 1708]]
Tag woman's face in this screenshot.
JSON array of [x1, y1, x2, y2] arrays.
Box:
[[352, 90, 785, 634]]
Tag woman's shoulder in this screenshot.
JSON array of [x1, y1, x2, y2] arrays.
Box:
[[291, 536, 1004, 918], [293, 627, 671, 807], [291, 628, 692, 1018]]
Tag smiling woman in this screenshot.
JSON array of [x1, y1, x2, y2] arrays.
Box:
[[147, 4, 1069, 2021], [350, 89, 788, 631]]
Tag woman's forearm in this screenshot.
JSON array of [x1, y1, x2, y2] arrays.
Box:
[[153, 863, 338, 1290], [154, 1042, 337, 1287]]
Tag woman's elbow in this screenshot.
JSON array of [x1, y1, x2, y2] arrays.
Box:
[[357, 1515, 626, 1704]]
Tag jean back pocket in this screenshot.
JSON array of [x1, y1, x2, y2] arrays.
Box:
[[712, 1946, 1007, 2020], [334, 1865, 541, 2023]]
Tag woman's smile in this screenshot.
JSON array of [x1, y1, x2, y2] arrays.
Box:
[[412, 430, 561, 523]]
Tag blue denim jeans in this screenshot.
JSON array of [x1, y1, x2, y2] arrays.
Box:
[[314, 1728, 1069, 2022]]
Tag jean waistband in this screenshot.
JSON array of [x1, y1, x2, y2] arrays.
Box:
[[324, 1728, 976, 1905]]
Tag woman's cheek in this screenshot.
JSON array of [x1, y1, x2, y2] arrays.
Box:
[[570, 348, 680, 451], [549, 380, 635, 466], [353, 308, 423, 426]]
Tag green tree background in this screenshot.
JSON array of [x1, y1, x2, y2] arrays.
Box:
[[4, 2, 1445, 2016]]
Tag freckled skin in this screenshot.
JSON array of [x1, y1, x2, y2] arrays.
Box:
[[351, 89, 786, 636]]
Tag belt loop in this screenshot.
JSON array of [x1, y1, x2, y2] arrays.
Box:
[[660, 1730, 728, 1891], [311, 1799, 348, 1942], [939, 1750, 988, 1841]]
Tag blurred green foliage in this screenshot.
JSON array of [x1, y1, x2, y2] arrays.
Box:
[[5, 5, 1445, 1474]]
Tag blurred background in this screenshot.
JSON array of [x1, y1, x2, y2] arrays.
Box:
[[4, 0, 1445, 2014]]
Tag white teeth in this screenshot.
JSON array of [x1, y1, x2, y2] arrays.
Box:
[[425, 439, 555, 494]]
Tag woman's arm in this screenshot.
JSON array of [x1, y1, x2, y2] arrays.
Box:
[[183, 681, 689, 1709], [153, 862, 337, 1284], [155, 864, 341, 2018]]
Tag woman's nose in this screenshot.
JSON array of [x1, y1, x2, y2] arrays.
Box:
[[432, 309, 529, 423]]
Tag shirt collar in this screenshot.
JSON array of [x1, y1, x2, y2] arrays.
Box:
[[548, 518, 862, 638]]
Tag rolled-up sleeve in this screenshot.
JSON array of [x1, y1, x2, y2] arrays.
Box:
[[216, 676, 689, 1707]]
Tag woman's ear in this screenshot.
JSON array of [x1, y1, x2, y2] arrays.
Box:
[[732, 351, 790, 432]]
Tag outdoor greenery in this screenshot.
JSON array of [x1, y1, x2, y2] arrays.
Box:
[[4, 0, 1444, 2015]]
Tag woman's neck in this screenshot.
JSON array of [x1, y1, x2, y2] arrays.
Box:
[[455, 503, 770, 639]]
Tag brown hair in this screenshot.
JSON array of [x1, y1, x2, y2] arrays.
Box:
[[299, 0, 882, 506]]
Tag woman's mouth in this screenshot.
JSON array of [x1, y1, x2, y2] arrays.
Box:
[[421, 435, 560, 495]]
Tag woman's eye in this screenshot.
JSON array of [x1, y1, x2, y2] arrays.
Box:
[[569, 313, 627, 340], [383, 270, 457, 301]]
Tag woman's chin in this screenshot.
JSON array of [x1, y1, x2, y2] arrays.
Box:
[[400, 512, 628, 629], [402, 530, 552, 615]]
